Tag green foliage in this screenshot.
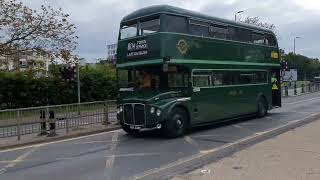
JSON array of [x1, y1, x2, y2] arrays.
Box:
[[0, 64, 117, 110], [283, 53, 320, 80]]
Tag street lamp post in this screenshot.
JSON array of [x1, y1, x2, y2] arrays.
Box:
[[293, 36, 302, 88], [294, 36, 301, 55], [235, 10, 244, 21]]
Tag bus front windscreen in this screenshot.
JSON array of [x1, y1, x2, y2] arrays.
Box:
[[117, 66, 189, 91], [120, 18, 160, 40]]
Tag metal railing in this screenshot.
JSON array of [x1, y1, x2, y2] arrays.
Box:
[[282, 83, 320, 97], [0, 100, 117, 140]]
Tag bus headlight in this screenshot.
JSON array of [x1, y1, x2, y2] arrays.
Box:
[[117, 106, 123, 114], [150, 107, 155, 114], [156, 109, 162, 116]]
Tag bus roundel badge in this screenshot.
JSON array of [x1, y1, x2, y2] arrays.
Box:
[[176, 40, 188, 54]]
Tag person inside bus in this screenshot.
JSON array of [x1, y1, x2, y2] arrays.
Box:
[[138, 71, 152, 89]]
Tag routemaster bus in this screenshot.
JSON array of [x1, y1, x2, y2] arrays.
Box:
[[116, 5, 281, 138]]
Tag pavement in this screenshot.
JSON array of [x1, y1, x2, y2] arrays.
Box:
[[0, 92, 320, 180], [174, 117, 320, 180]]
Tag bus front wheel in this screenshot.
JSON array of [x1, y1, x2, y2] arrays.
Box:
[[163, 108, 188, 138], [257, 97, 268, 118]]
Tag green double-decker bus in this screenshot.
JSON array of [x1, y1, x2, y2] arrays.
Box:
[[116, 5, 281, 137]]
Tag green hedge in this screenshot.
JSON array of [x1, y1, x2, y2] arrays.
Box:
[[0, 64, 117, 110]]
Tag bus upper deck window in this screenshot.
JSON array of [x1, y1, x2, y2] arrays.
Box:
[[120, 23, 137, 40], [252, 33, 265, 45], [266, 34, 277, 46], [164, 15, 188, 33], [140, 19, 160, 36]]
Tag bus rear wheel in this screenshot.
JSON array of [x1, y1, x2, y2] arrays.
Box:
[[257, 97, 268, 118], [163, 108, 188, 138]]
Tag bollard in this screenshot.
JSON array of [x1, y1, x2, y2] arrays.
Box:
[[17, 110, 21, 141], [103, 102, 109, 125], [38, 110, 48, 136], [66, 106, 69, 133], [309, 83, 311, 93], [301, 84, 304, 93], [285, 86, 289, 96], [294, 83, 297, 95], [47, 111, 57, 137]]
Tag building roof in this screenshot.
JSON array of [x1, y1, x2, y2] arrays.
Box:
[[121, 5, 275, 34]]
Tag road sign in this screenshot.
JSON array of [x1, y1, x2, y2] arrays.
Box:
[[282, 69, 297, 82]]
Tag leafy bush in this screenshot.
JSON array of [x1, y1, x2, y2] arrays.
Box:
[[0, 64, 117, 110]]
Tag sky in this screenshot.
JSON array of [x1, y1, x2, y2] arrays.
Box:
[[21, 0, 320, 62]]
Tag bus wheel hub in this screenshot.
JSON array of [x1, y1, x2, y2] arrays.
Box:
[[176, 119, 182, 129]]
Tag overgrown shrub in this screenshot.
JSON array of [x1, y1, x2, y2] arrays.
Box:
[[0, 64, 117, 110]]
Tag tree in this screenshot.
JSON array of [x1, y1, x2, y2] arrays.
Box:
[[240, 16, 278, 39], [282, 52, 320, 80], [0, 0, 78, 62]]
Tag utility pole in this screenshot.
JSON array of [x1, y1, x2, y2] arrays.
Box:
[[293, 36, 301, 89], [294, 36, 301, 55]]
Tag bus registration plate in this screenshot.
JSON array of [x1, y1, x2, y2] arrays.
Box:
[[130, 126, 142, 130]]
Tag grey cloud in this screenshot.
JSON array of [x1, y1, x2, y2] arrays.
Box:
[[21, 0, 320, 61]]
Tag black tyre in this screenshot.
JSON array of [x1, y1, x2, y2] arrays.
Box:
[[162, 108, 188, 138], [257, 97, 268, 118], [121, 122, 139, 135]]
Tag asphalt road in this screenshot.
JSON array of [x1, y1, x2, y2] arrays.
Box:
[[1, 92, 320, 180]]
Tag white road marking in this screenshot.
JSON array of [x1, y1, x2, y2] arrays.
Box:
[[232, 125, 243, 129], [40, 153, 160, 161], [0, 168, 6, 175], [0, 146, 39, 175], [283, 96, 320, 105], [190, 134, 222, 138], [184, 136, 199, 149], [104, 153, 159, 158], [239, 122, 257, 125], [232, 124, 255, 133], [0, 129, 121, 153], [73, 140, 117, 145], [105, 131, 119, 170], [280, 111, 316, 115], [132, 113, 320, 180]]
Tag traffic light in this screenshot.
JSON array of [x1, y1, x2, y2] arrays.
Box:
[[280, 60, 288, 70], [285, 61, 288, 70]]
